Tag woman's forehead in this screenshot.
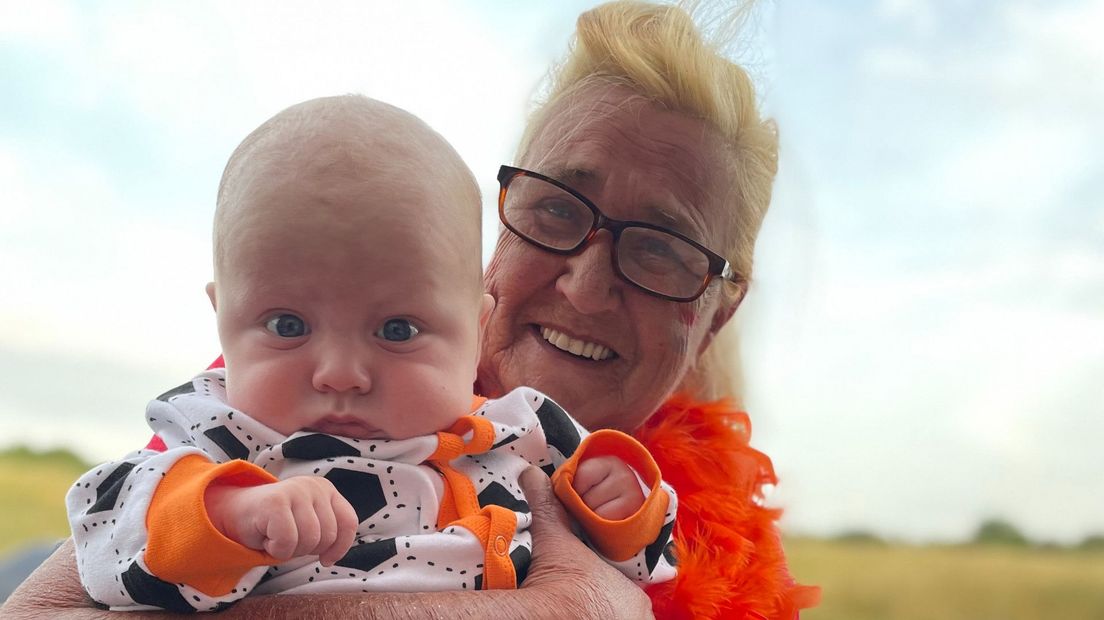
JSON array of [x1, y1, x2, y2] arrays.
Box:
[[523, 85, 731, 245]]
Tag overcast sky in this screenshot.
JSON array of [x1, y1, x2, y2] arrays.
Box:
[[2, 0, 1101, 544]]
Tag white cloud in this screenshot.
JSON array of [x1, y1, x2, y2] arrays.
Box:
[[1007, 0, 1104, 89], [0, 0, 78, 43], [863, 1, 1104, 113], [877, 0, 937, 37], [0, 143, 216, 366]]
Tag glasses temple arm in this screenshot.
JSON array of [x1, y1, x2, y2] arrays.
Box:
[[720, 262, 738, 283]]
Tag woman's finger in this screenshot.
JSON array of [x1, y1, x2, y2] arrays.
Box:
[[517, 466, 655, 619], [519, 467, 574, 544]]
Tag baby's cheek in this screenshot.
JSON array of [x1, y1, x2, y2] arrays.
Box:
[[398, 365, 474, 435], [226, 372, 293, 433]]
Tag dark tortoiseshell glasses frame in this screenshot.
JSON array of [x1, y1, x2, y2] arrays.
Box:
[[497, 165, 744, 303]]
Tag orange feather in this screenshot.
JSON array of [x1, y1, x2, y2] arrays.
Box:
[[635, 394, 821, 619]]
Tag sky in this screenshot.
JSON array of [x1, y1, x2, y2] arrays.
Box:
[[1, 0, 1101, 545]]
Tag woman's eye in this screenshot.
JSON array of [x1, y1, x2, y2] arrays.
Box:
[[540, 200, 577, 220], [265, 314, 309, 338], [631, 236, 678, 261], [642, 238, 674, 256], [377, 318, 419, 342]]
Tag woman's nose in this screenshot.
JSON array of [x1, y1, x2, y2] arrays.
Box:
[[312, 346, 372, 394], [555, 229, 622, 315]]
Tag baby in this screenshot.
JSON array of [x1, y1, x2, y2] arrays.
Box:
[[66, 95, 677, 612]]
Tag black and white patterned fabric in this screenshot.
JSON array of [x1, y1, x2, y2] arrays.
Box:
[[66, 369, 677, 612]]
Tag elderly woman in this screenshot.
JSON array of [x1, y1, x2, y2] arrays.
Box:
[[3, 2, 816, 618]]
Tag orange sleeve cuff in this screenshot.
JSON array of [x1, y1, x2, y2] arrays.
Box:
[[145, 454, 280, 596], [551, 429, 670, 562]]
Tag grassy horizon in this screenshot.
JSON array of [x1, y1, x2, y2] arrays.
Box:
[[0, 446, 90, 555], [786, 537, 1104, 620]]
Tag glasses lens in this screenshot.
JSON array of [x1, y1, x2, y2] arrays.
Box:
[[618, 227, 711, 299], [502, 175, 594, 251]]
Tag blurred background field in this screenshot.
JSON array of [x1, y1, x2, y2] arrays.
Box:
[[0, 446, 88, 555], [787, 537, 1104, 620], [2, 445, 1102, 618]]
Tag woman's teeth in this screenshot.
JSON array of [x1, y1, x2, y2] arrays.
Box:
[[540, 327, 613, 361]]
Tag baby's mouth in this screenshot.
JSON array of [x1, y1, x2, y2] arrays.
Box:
[[307, 417, 386, 440], [537, 326, 617, 361]]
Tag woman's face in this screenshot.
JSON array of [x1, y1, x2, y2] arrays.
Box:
[[480, 84, 738, 432]]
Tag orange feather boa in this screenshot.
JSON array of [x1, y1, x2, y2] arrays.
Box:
[[634, 394, 820, 619]]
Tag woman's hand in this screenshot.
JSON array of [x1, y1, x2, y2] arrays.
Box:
[[0, 469, 654, 620], [518, 466, 655, 619], [0, 539, 114, 619]]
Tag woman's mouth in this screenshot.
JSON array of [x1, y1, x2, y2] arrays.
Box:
[[538, 326, 616, 361]]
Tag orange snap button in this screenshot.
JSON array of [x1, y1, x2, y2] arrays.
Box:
[[494, 535, 509, 556]]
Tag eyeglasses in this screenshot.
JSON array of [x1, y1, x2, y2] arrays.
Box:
[[497, 165, 742, 302]]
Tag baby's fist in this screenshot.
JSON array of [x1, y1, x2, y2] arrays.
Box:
[[571, 455, 645, 520], [205, 475, 359, 566]]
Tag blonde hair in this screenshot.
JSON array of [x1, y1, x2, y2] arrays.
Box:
[[519, 1, 776, 402]]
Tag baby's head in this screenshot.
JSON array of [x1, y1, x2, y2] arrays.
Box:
[[207, 95, 492, 439]]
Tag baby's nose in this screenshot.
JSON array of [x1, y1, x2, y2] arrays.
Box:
[[312, 351, 372, 394]]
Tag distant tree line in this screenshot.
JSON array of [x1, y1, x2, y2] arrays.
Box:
[[0, 445, 90, 471], [973, 518, 1104, 550], [827, 518, 1104, 551]]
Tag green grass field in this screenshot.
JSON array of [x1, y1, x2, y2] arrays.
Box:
[[0, 447, 89, 555], [2, 447, 1102, 619], [787, 537, 1104, 620]]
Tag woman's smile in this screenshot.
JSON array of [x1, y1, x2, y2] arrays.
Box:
[[535, 325, 618, 361]]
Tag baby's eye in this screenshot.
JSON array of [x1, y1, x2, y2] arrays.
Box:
[[265, 314, 310, 338], [376, 318, 419, 342]]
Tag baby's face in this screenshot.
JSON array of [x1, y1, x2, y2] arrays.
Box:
[[210, 163, 488, 440]]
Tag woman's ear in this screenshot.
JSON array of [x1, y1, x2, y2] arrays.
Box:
[[206, 282, 218, 312], [697, 303, 737, 358], [474, 293, 497, 381], [479, 293, 496, 331], [696, 286, 742, 358]]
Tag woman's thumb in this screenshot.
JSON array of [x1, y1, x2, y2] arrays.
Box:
[[519, 466, 571, 540]]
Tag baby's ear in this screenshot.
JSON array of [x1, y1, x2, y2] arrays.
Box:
[[205, 282, 218, 312]]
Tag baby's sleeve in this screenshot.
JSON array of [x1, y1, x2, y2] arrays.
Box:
[[66, 449, 279, 612], [550, 429, 679, 585], [497, 388, 678, 584]]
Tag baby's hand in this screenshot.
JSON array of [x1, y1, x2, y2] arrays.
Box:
[[205, 476, 359, 566], [571, 455, 645, 520]]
